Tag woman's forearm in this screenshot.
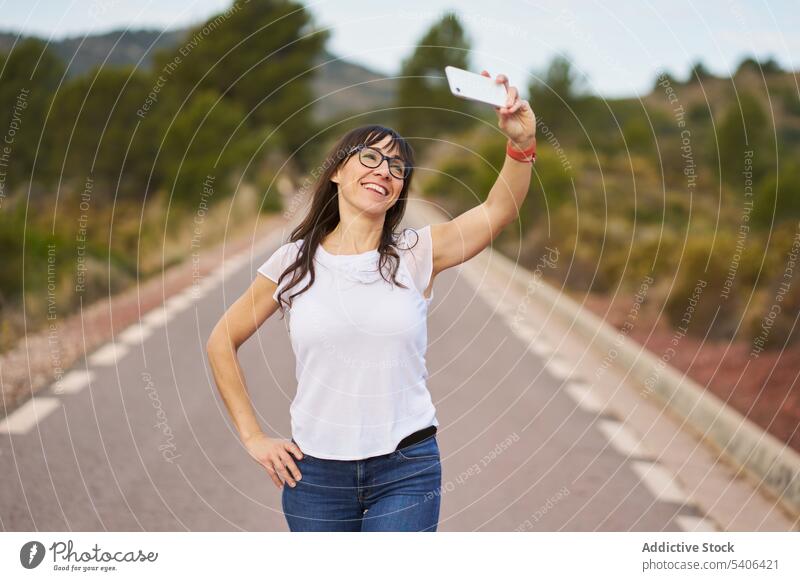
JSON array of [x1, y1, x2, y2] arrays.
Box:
[[486, 152, 533, 224], [207, 339, 264, 442], [479, 70, 536, 224]]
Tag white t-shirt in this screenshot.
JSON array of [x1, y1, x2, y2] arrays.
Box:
[[256, 225, 439, 460]]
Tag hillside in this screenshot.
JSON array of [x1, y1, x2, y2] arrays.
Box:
[[0, 28, 186, 77], [0, 29, 396, 121], [310, 49, 396, 121]]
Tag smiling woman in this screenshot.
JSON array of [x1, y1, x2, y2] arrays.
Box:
[[206, 74, 536, 532]]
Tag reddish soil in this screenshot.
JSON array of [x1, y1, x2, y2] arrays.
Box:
[[579, 292, 800, 453]]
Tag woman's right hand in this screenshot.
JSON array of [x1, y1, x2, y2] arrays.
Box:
[[243, 432, 304, 489]]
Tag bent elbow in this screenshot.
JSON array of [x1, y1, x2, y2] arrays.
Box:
[[206, 330, 226, 357], [206, 330, 237, 358]]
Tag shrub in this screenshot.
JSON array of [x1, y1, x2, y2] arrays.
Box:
[[664, 234, 744, 339]]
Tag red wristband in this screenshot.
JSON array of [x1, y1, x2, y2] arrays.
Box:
[[506, 137, 536, 163]]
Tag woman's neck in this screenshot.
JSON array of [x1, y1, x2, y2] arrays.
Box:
[[323, 221, 384, 255]]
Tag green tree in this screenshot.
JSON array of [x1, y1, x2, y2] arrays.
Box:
[[652, 70, 680, 90], [665, 234, 743, 340], [395, 12, 472, 143], [622, 115, 654, 156], [751, 161, 800, 229], [528, 55, 588, 138], [736, 55, 784, 76], [717, 91, 771, 186], [687, 60, 714, 83], [0, 38, 65, 191], [151, 0, 327, 157], [46, 66, 153, 198], [157, 90, 248, 205]]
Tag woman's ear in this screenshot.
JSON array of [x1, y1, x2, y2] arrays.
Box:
[[330, 167, 340, 185]]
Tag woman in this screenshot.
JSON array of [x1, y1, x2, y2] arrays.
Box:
[[206, 71, 536, 531]]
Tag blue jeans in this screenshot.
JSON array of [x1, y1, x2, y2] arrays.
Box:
[[282, 435, 442, 531]]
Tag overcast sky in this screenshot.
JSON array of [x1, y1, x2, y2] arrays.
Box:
[[1, 0, 798, 97]]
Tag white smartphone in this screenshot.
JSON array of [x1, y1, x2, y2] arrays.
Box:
[[445, 66, 508, 108]]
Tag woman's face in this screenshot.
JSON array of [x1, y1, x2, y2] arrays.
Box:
[[331, 135, 406, 216]]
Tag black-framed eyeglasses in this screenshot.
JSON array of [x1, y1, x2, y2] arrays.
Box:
[[347, 144, 410, 180]]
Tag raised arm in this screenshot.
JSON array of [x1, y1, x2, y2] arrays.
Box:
[[431, 71, 537, 276]]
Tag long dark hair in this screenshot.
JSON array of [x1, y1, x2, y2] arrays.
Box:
[[273, 125, 417, 315]]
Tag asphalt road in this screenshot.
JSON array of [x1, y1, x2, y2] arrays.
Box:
[[0, 223, 709, 532]]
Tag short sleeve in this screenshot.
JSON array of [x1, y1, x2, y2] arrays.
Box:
[[400, 225, 434, 300], [257, 241, 300, 302]]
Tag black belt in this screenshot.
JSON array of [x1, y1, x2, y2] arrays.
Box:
[[395, 425, 437, 450]]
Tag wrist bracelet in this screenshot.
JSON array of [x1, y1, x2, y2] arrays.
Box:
[[506, 137, 536, 163]]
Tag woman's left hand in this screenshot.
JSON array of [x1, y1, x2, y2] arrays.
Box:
[[481, 70, 536, 149]]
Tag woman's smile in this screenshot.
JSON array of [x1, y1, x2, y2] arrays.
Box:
[[361, 180, 391, 198]]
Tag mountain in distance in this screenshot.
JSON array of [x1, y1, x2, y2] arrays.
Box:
[[310, 49, 396, 120], [0, 28, 187, 77], [0, 28, 396, 121]]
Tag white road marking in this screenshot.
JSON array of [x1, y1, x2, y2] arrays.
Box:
[[189, 285, 208, 299], [119, 323, 153, 345], [473, 279, 559, 361], [528, 341, 553, 356], [141, 307, 173, 328], [545, 357, 576, 380], [513, 320, 540, 337], [180, 286, 200, 300], [0, 245, 273, 437], [631, 461, 688, 504], [87, 342, 129, 367], [596, 419, 649, 458], [192, 274, 223, 294], [194, 277, 218, 295], [52, 369, 94, 395], [225, 256, 248, 271], [564, 382, 606, 414], [675, 516, 718, 532], [0, 398, 61, 434], [164, 292, 193, 313], [495, 304, 517, 319]]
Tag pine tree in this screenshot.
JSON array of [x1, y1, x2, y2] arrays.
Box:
[[151, 0, 328, 157], [395, 12, 472, 145]]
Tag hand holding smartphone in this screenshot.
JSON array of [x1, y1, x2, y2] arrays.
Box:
[[445, 65, 537, 156]]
